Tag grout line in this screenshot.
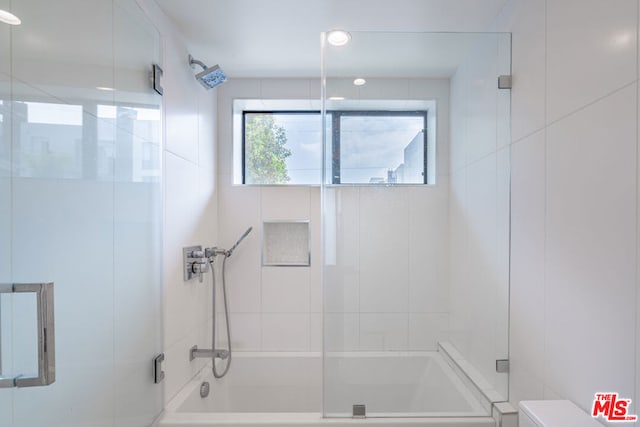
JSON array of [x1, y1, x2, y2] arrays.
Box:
[[546, 79, 638, 130], [511, 124, 547, 146]]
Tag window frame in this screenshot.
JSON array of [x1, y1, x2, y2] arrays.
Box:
[[330, 110, 428, 185], [240, 108, 429, 186]]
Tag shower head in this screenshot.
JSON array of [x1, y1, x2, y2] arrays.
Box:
[[189, 54, 227, 89], [227, 227, 253, 257]]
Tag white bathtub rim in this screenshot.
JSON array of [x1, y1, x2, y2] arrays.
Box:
[[158, 411, 496, 426]]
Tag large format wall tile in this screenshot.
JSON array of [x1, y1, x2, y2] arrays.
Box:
[[509, 130, 545, 403], [545, 84, 637, 412], [546, 0, 637, 123]]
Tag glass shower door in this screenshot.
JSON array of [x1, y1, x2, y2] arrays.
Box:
[[0, 1, 13, 423], [321, 31, 511, 418], [0, 1, 163, 426]]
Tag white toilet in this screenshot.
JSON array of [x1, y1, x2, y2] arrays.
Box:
[[519, 400, 602, 427]]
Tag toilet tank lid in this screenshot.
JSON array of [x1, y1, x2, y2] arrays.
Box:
[[519, 400, 602, 427]]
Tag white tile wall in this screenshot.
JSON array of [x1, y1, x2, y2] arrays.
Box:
[[262, 267, 310, 313], [509, 130, 545, 404], [360, 313, 409, 351], [408, 186, 449, 313], [545, 84, 636, 410], [545, 0, 637, 123], [309, 187, 323, 313], [261, 186, 310, 220], [464, 39, 498, 164], [218, 313, 261, 351], [324, 313, 360, 352], [219, 185, 262, 313], [509, 0, 546, 142], [163, 153, 204, 348], [262, 314, 310, 351], [217, 79, 451, 354], [359, 187, 410, 314], [309, 313, 323, 351], [408, 313, 449, 351], [496, 0, 640, 416]]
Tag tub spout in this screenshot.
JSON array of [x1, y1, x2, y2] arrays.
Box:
[[190, 346, 230, 361]]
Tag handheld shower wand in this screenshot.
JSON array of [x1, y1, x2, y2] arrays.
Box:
[[192, 226, 254, 379], [204, 227, 253, 258], [227, 227, 253, 257]]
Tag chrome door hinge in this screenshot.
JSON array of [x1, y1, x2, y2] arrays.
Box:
[[154, 353, 165, 384], [496, 359, 509, 373], [498, 75, 512, 89]]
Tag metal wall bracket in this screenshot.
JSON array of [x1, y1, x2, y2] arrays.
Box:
[[153, 64, 164, 95], [352, 404, 366, 418], [153, 353, 165, 384], [496, 359, 509, 373], [498, 75, 512, 89]]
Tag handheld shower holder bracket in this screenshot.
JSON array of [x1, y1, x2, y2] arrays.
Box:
[[205, 247, 228, 259]]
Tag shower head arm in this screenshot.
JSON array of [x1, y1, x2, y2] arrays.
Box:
[[188, 54, 208, 71]]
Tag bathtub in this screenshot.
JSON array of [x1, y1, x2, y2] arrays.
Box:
[[157, 352, 496, 427]]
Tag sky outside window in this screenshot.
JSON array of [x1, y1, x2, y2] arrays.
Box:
[[243, 111, 427, 185]]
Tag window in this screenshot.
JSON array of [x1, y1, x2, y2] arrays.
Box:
[[236, 100, 434, 186], [243, 111, 322, 185], [330, 111, 427, 184]]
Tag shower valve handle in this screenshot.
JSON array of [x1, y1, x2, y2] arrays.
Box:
[[191, 260, 209, 283]]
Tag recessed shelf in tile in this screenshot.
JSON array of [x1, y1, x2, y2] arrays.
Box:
[[262, 221, 310, 266]]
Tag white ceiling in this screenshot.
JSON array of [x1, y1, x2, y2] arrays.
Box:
[[155, 0, 509, 78]]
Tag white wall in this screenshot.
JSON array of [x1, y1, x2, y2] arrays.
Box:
[[494, 0, 640, 418], [138, 0, 219, 406], [216, 78, 450, 353], [448, 33, 511, 400], [217, 79, 321, 352]]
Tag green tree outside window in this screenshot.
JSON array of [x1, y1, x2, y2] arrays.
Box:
[[245, 114, 291, 184]]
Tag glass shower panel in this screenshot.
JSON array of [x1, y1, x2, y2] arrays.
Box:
[[322, 31, 511, 418], [0, 1, 13, 425], [1, 1, 163, 426]]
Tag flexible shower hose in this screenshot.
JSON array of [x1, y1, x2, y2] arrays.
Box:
[[210, 255, 232, 378]]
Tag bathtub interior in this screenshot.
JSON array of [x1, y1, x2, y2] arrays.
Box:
[[178, 353, 321, 413], [172, 351, 487, 418], [324, 352, 487, 417]]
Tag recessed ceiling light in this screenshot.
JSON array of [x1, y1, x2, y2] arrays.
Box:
[[327, 30, 351, 47], [96, 86, 115, 91], [353, 78, 366, 86], [0, 9, 21, 25], [329, 96, 345, 100]]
